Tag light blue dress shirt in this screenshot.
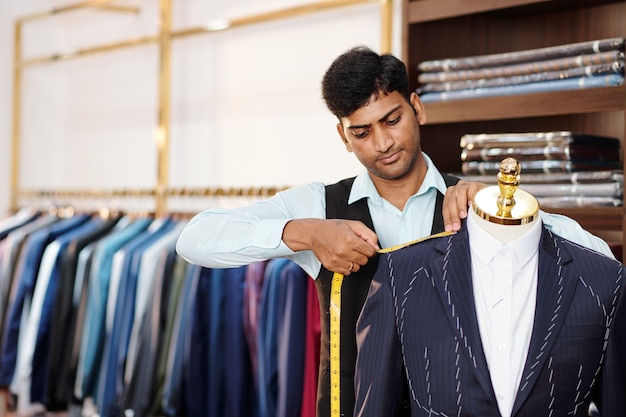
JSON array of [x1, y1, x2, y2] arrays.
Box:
[[176, 153, 615, 278]]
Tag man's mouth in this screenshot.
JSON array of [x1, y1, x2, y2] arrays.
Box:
[[379, 151, 400, 165]]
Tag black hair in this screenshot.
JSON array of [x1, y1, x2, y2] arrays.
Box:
[[321, 45, 411, 119]]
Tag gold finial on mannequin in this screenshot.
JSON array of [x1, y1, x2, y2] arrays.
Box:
[[473, 157, 538, 225], [496, 157, 521, 217]]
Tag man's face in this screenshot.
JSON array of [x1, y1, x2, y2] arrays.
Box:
[[337, 91, 425, 181]]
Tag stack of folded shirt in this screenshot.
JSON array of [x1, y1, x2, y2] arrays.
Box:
[[456, 131, 624, 207], [417, 38, 625, 102]]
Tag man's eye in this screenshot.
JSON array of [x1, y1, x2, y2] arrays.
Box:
[[388, 116, 400, 125], [353, 130, 368, 139]]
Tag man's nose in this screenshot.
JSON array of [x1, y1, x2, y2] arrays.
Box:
[[372, 129, 393, 152]]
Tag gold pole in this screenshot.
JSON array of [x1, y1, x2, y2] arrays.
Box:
[[10, 21, 22, 212], [20, 35, 158, 68], [157, 0, 378, 38], [10, 0, 387, 215], [19, 0, 122, 22], [17, 188, 156, 199], [380, 0, 393, 54], [19, 0, 383, 67], [91, 4, 141, 14], [155, 0, 172, 217]]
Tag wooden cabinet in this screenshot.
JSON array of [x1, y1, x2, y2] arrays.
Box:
[[403, 0, 626, 255]]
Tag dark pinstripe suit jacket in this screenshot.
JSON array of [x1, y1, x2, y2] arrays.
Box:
[[354, 223, 626, 417]]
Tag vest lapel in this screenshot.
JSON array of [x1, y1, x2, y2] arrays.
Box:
[[430, 191, 445, 234], [511, 228, 578, 415], [430, 174, 461, 235]]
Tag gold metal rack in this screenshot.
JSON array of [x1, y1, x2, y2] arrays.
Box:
[[17, 186, 287, 200], [16, 186, 290, 218], [165, 186, 289, 197], [10, 0, 393, 216]]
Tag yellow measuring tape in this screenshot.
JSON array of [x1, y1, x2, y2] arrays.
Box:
[[329, 271, 343, 416], [328, 231, 455, 416]]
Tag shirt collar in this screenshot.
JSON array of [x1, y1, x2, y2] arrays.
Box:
[[348, 152, 448, 206], [467, 208, 542, 265]]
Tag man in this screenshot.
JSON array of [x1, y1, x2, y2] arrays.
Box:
[[175, 46, 613, 417]]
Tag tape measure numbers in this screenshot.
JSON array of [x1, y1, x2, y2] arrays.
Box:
[[330, 272, 344, 417], [328, 230, 454, 417]]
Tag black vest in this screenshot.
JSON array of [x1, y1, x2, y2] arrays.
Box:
[[314, 174, 459, 417]]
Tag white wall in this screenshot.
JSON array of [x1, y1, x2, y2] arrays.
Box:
[[0, 0, 402, 214]]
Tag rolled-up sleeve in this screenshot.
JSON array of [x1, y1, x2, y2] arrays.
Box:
[[175, 182, 326, 276], [539, 210, 615, 259], [177, 212, 293, 266]]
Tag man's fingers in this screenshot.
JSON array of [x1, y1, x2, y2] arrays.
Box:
[[344, 261, 359, 275], [313, 219, 381, 274], [350, 222, 380, 251], [360, 235, 380, 251], [443, 180, 477, 232], [443, 187, 463, 231]]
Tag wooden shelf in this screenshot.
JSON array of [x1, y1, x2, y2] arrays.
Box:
[[423, 86, 626, 124], [542, 206, 624, 231], [406, 0, 623, 23], [405, 0, 626, 259], [407, 0, 552, 23]]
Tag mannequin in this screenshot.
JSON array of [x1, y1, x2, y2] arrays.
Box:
[[465, 157, 543, 417], [354, 157, 626, 417], [470, 157, 539, 244]]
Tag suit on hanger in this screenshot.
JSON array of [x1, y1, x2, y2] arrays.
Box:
[[354, 223, 626, 417], [161, 260, 199, 417]]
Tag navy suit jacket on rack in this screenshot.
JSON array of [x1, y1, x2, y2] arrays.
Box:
[[354, 222, 626, 417]]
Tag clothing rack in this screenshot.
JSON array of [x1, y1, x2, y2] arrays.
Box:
[[9, 0, 393, 217], [165, 186, 289, 197], [14, 186, 291, 217], [16, 186, 289, 199], [0, 208, 316, 417]]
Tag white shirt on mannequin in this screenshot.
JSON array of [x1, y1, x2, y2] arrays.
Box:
[[467, 208, 541, 417]]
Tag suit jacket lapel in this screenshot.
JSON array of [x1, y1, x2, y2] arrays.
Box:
[[429, 227, 498, 405], [512, 228, 579, 415]]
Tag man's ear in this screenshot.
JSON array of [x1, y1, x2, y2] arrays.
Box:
[[410, 92, 427, 125], [336, 122, 353, 152]]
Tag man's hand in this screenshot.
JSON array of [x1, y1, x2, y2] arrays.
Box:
[[442, 180, 488, 232], [282, 218, 379, 275]]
